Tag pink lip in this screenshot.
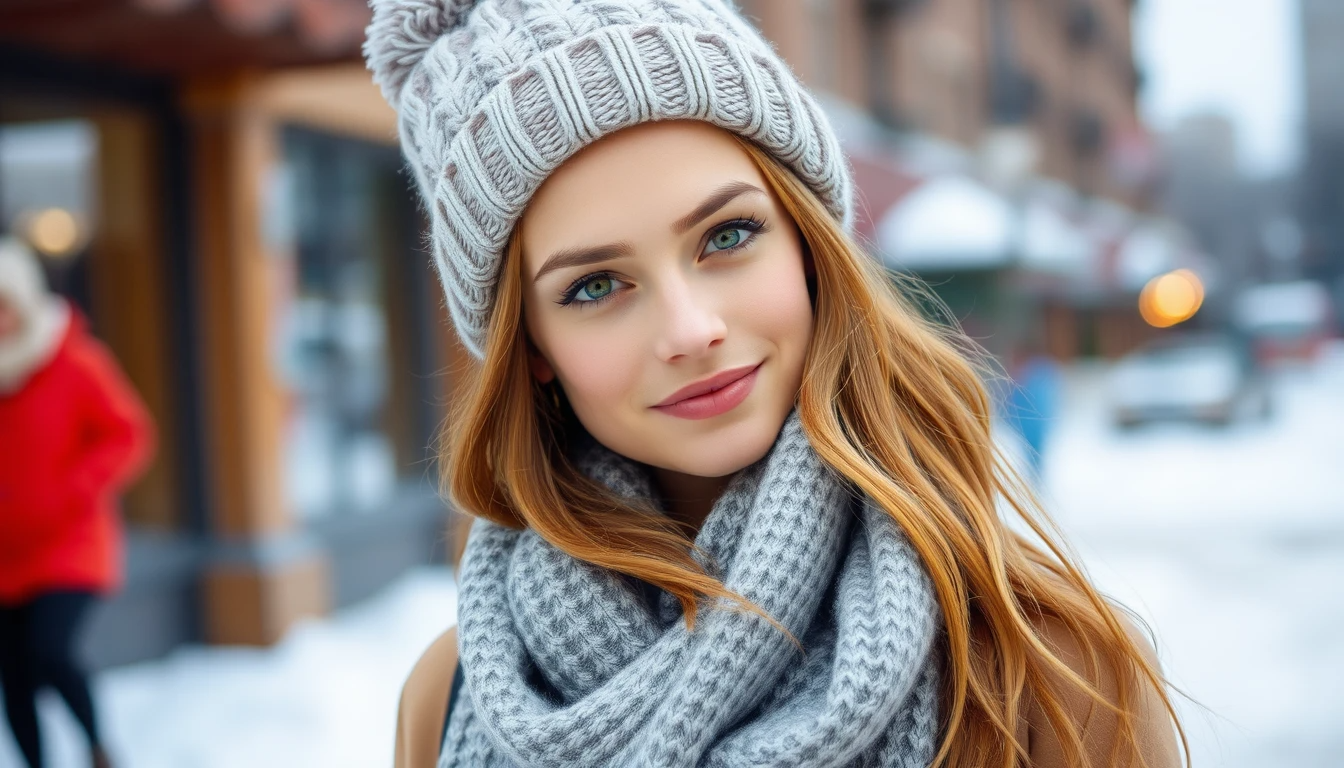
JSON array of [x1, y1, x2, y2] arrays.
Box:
[[651, 363, 761, 420]]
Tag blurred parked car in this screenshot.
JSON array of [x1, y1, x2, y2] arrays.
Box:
[[1233, 280, 1336, 364], [1109, 333, 1271, 428]]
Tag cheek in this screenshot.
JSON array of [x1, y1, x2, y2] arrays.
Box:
[[543, 324, 644, 411], [732, 245, 813, 350]]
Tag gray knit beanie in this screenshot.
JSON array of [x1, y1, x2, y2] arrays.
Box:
[[364, 0, 854, 358]]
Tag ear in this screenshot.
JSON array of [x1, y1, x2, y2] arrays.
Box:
[[527, 340, 556, 384]]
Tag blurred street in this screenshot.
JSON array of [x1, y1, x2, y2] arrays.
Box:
[[5, 348, 1339, 768], [1045, 343, 1344, 768]]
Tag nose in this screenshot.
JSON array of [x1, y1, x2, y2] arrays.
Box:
[[651, 274, 727, 363]]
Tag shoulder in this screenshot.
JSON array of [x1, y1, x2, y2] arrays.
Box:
[[61, 315, 152, 417], [59, 313, 122, 385], [64, 323, 119, 375], [1026, 613, 1180, 768], [394, 626, 459, 768]]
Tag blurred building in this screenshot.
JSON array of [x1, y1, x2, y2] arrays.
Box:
[[1299, 0, 1344, 323], [1158, 114, 1252, 287], [742, 0, 1146, 201], [1158, 113, 1301, 299], [739, 0, 1175, 359], [1, 1, 462, 665]]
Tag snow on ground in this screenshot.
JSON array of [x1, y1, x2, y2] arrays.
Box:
[[9, 346, 1342, 767], [5, 569, 458, 768], [1038, 344, 1344, 768]]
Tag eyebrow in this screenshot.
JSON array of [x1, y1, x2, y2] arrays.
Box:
[[531, 180, 766, 284]]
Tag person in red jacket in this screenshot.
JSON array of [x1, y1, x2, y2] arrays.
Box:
[[0, 237, 155, 768]]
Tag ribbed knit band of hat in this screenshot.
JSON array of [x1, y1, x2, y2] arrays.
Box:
[[364, 0, 854, 359]]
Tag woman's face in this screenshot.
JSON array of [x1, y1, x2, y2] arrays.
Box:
[[520, 121, 813, 479], [0, 295, 22, 342]]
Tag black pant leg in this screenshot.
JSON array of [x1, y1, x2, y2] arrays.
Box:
[[0, 601, 43, 768], [25, 591, 102, 750]]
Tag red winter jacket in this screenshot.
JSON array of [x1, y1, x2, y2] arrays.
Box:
[[0, 310, 156, 605]]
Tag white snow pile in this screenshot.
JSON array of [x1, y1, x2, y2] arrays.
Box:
[[1039, 345, 1344, 768], [5, 569, 457, 768]]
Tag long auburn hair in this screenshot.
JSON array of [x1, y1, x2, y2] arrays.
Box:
[[442, 132, 1188, 767]]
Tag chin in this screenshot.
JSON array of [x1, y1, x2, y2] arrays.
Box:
[[573, 384, 798, 480], [649, 406, 789, 478]]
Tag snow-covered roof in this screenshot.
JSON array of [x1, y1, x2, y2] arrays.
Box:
[[1234, 281, 1333, 329], [1115, 222, 1182, 290], [1020, 199, 1093, 274], [877, 175, 1014, 271], [876, 175, 1097, 274]]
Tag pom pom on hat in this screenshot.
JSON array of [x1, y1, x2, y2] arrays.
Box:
[[364, 0, 482, 103]]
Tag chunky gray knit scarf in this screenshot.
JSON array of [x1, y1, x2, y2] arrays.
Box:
[[446, 413, 942, 766]]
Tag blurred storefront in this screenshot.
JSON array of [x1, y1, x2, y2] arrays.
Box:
[[742, 0, 1179, 361], [0, 1, 462, 665], [831, 95, 1191, 362]]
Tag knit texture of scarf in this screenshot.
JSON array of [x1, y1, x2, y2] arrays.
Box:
[[446, 412, 943, 767]]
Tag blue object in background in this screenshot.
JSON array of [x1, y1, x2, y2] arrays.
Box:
[[1005, 354, 1062, 480]]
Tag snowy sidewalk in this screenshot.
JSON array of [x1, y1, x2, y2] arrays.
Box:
[[1041, 349, 1344, 768], [4, 569, 458, 768]]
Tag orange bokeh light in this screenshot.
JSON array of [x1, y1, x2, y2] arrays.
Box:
[[1139, 269, 1205, 328], [26, 208, 82, 258]]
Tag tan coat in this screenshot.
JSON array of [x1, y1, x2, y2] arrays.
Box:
[[393, 627, 457, 768]]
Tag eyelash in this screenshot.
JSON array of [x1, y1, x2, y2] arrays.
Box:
[[556, 216, 769, 309]]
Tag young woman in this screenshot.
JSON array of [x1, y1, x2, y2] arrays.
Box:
[[365, 2, 1187, 766], [0, 236, 156, 768]]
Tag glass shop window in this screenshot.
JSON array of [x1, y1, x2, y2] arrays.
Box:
[[0, 119, 98, 308], [275, 128, 434, 519]]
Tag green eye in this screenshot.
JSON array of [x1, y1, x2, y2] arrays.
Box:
[[709, 229, 743, 251], [560, 272, 625, 307], [578, 276, 613, 301]]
